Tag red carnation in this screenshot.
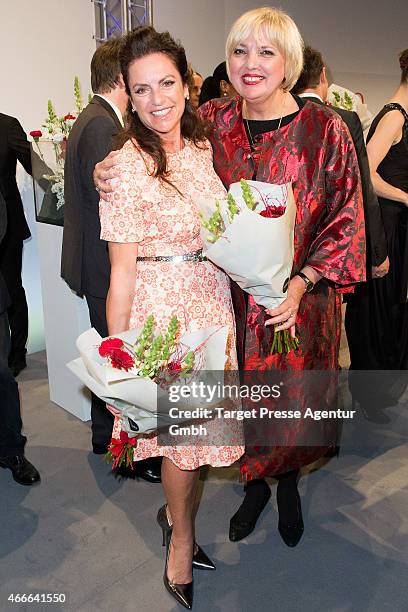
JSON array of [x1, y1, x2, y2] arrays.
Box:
[[30, 130, 42, 140], [168, 360, 182, 373], [109, 348, 134, 371], [260, 205, 286, 218], [64, 114, 76, 121], [99, 337, 123, 357]]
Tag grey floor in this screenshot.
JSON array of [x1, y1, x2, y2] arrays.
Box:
[[0, 344, 407, 612]]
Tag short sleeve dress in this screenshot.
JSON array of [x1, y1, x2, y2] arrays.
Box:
[[100, 138, 244, 470]]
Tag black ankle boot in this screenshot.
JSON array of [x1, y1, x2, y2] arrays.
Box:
[[229, 479, 271, 542], [276, 470, 304, 547]]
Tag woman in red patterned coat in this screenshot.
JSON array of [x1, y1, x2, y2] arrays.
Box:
[[199, 7, 366, 547]]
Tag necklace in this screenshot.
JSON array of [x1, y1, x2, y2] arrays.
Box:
[[244, 92, 287, 151]]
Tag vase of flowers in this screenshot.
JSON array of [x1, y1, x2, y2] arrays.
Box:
[[30, 77, 90, 226]]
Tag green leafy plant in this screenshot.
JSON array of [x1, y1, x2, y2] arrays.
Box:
[[331, 89, 355, 112], [240, 178, 257, 210], [343, 91, 354, 111], [74, 75, 84, 115], [201, 179, 260, 243]]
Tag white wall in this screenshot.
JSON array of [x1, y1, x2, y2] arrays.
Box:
[[1, 0, 96, 353], [1, 0, 95, 129], [153, 0, 226, 76]]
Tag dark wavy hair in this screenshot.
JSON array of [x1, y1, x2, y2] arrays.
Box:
[[399, 48, 408, 84], [116, 26, 208, 185], [199, 62, 230, 105]]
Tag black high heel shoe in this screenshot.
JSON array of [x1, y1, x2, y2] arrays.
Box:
[[157, 505, 216, 570], [162, 530, 194, 610], [276, 473, 304, 548], [229, 479, 271, 542]]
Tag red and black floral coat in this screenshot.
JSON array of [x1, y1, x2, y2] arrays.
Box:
[[199, 96, 366, 479]]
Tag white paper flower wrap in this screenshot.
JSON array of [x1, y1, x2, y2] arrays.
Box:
[[197, 181, 296, 310], [67, 325, 229, 435], [328, 83, 373, 130]]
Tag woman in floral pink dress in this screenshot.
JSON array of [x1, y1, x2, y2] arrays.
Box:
[[99, 27, 243, 609]]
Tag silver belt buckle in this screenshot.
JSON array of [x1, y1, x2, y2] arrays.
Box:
[[137, 249, 206, 263]]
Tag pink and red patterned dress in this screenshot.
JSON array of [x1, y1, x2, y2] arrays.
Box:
[[100, 138, 244, 470]]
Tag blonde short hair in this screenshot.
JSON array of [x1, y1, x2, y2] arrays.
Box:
[[226, 7, 304, 91]]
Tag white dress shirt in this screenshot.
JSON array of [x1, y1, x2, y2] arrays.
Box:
[[298, 92, 324, 104]]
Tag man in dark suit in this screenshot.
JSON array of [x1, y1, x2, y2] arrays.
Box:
[[0, 189, 40, 485], [293, 47, 390, 422], [61, 39, 161, 481], [292, 46, 389, 279], [0, 113, 32, 377]]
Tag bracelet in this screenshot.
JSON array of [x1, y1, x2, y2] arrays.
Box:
[[297, 271, 314, 293]]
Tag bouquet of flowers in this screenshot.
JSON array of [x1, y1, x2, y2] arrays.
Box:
[[30, 77, 90, 222], [328, 83, 373, 130], [197, 179, 298, 353], [68, 316, 230, 468]]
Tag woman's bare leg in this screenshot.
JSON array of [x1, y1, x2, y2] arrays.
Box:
[[161, 457, 200, 584]]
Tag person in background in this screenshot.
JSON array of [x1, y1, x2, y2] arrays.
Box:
[[0, 113, 32, 377], [198, 61, 237, 106], [188, 66, 203, 108], [291, 47, 390, 421], [292, 46, 387, 281], [347, 48, 408, 406], [61, 38, 161, 482], [0, 189, 40, 486]]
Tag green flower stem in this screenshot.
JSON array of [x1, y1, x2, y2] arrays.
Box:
[[271, 329, 300, 355], [181, 350, 195, 373], [227, 192, 240, 224], [200, 178, 258, 245], [74, 76, 83, 114], [133, 314, 154, 362], [240, 178, 257, 210], [200, 199, 225, 243], [132, 315, 183, 378]]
